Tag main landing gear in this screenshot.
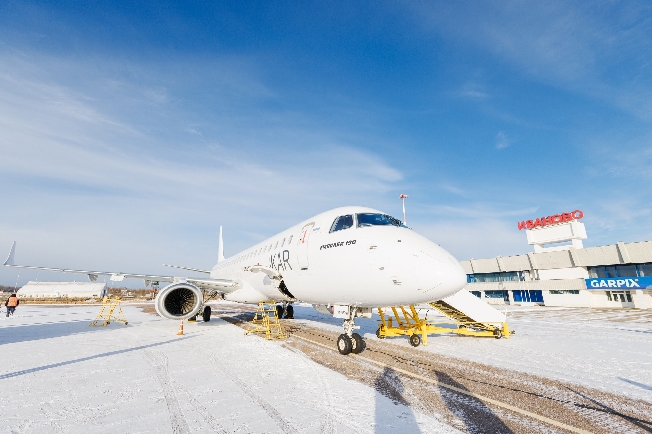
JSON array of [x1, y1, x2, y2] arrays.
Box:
[[275, 303, 294, 320], [337, 308, 365, 355]]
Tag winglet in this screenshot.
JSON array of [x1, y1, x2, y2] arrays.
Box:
[[4, 241, 16, 266], [218, 226, 225, 263]]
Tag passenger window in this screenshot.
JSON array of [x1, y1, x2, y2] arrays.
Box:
[[274, 241, 279, 249], [281, 238, 286, 246], [330, 215, 354, 233], [288, 235, 293, 244]]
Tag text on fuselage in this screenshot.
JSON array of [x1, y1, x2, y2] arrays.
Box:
[[320, 240, 356, 250]]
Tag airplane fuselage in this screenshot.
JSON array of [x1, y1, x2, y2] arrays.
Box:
[[212, 206, 467, 307]]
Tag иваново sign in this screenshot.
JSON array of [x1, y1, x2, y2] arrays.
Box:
[[517, 210, 584, 231]]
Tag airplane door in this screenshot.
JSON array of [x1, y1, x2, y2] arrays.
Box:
[[297, 223, 314, 270]]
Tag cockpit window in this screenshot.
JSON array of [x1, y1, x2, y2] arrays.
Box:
[[357, 213, 407, 228], [330, 215, 354, 232]]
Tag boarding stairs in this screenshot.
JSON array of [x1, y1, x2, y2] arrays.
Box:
[[376, 289, 511, 346], [428, 300, 498, 334]]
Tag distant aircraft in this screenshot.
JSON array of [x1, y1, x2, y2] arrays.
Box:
[[4, 206, 466, 354]]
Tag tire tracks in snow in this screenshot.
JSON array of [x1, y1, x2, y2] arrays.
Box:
[[142, 349, 191, 434], [195, 340, 299, 434]]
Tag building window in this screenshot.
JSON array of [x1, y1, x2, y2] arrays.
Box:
[[637, 263, 652, 277], [589, 263, 652, 278], [616, 265, 637, 277], [607, 291, 633, 303], [549, 290, 579, 295], [513, 290, 544, 303], [466, 271, 524, 283], [470, 291, 481, 298], [485, 290, 509, 301]]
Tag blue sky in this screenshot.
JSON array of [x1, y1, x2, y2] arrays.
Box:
[[1, 1, 652, 287]]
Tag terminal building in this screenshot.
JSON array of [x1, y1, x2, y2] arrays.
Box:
[[461, 210, 652, 309]]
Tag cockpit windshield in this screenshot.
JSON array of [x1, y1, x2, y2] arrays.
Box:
[[330, 215, 354, 232], [356, 213, 407, 228]]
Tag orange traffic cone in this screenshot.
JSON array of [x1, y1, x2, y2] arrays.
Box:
[[177, 319, 184, 336]]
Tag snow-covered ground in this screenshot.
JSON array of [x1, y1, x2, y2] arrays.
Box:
[[289, 303, 652, 403], [0, 306, 461, 434]]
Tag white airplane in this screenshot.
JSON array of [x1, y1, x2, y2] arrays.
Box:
[[4, 206, 467, 354]]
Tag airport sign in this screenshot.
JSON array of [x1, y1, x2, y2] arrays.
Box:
[[518, 210, 584, 230], [585, 277, 652, 290]]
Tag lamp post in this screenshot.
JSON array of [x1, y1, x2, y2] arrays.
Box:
[[399, 194, 408, 225]]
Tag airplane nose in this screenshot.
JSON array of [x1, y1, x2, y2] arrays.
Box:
[[414, 250, 467, 298]]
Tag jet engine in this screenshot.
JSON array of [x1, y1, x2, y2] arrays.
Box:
[[155, 283, 203, 320]]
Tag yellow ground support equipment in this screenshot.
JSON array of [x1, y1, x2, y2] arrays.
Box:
[[244, 302, 287, 340], [376, 302, 510, 347], [89, 296, 128, 327]]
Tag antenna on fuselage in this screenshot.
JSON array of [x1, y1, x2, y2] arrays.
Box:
[[218, 226, 225, 263]]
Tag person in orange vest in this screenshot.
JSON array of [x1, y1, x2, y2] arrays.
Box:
[[5, 293, 19, 317]]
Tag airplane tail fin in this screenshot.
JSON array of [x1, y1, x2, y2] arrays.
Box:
[[218, 226, 225, 263], [4, 242, 16, 266]]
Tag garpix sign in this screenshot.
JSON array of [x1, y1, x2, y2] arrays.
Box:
[[585, 277, 652, 290]]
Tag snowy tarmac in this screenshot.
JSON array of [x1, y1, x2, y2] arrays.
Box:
[[289, 303, 652, 403], [1, 303, 651, 433], [0, 305, 460, 434]]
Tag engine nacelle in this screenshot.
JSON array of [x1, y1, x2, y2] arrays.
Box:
[[155, 283, 203, 320]]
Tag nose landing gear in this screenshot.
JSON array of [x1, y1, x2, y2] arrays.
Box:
[[336, 308, 366, 355]]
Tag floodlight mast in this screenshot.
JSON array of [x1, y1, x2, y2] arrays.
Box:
[[399, 194, 408, 225]]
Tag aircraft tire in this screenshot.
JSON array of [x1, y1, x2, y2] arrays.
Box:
[[202, 306, 212, 322], [337, 334, 353, 355], [276, 305, 283, 319], [494, 329, 503, 339], [409, 334, 421, 347], [376, 327, 385, 339], [351, 333, 364, 354], [285, 304, 294, 319]]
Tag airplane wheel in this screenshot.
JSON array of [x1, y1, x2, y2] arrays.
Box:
[[285, 304, 294, 319], [409, 334, 421, 347], [351, 333, 365, 354], [337, 334, 352, 355], [494, 329, 503, 339], [202, 306, 212, 322], [376, 327, 385, 339], [276, 305, 283, 319], [124, 322, 128, 325], [188, 315, 197, 322]]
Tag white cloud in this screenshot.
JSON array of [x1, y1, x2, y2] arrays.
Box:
[[0, 51, 404, 286], [495, 130, 512, 149], [407, 2, 652, 119]]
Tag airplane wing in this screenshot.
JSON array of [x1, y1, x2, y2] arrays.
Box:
[[3, 242, 238, 291]]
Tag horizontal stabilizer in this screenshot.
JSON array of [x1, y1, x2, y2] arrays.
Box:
[[163, 264, 211, 274]]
